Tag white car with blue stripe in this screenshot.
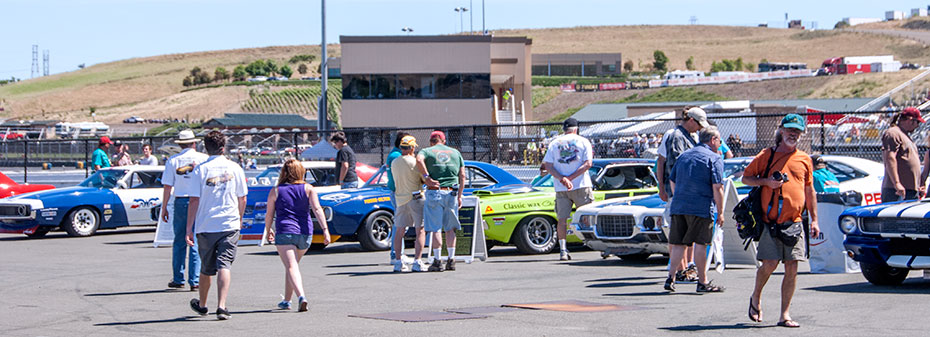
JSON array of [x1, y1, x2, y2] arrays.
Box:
[[840, 199, 930, 285], [0, 166, 165, 238]]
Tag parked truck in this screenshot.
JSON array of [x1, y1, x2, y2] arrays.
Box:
[[819, 55, 895, 75]]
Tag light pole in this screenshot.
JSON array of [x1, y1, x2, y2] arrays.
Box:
[[482, 0, 485, 34], [319, 0, 328, 131], [469, 0, 473, 33], [401, 27, 414, 35], [454, 7, 468, 34]]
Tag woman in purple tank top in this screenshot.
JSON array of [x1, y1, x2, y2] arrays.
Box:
[[263, 159, 331, 312]]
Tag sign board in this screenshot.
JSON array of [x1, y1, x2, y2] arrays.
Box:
[[153, 196, 175, 247], [719, 179, 760, 267], [427, 196, 488, 263], [239, 202, 267, 245]]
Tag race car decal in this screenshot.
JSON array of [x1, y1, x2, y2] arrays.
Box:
[[131, 198, 160, 209], [206, 173, 233, 187], [485, 205, 494, 214]]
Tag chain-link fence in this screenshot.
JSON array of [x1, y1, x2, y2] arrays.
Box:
[[0, 109, 922, 183]]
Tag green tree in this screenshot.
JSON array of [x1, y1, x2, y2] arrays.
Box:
[[190, 67, 202, 77], [288, 54, 316, 64], [265, 60, 279, 76], [182, 76, 192, 87], [745, 63, 755, 72], [232, 65, 247, 81], [685, 56, 695, 70], [735, 57, 744, 71], [834, 20, 850, 29], [653, 50, 669, 72], [279, 65, 293, 79], [194, 71, 212, 85], [623, 60, 634, 72], [297, 63, 308, 75], [214, 67, 229, 82], [245, 60, 268, 76]]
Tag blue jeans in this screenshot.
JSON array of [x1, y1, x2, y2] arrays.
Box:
[[172, 197, 200, 285], [342, 180, 359, 189]]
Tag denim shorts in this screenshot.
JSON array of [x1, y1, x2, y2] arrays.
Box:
[[275, 233, 313, 250], [423, 189, 460, 232]]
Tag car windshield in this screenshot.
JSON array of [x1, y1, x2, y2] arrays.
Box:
[[79, 169, 128, 189], [531, 166, 602, 188], [723, 160, 751, 181], [253, 165, 335, 187], [363, 166, 389, 188]]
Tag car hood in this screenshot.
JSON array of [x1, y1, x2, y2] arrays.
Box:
[[2, 186, 101, 202], [841, 199, 930, 218]]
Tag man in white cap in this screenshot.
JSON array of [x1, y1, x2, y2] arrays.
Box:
[[161, 130, 209, 290], [656, 106, 708, 286]]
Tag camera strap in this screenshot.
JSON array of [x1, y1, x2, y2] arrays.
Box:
[[762, 147, 791, 223]]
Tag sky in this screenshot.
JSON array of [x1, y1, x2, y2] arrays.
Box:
[[1, 0, 926, 80]]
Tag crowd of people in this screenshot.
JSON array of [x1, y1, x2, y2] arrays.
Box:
[[89, 137, 162, 171]]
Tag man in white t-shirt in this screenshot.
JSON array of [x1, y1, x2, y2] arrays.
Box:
[[161, 130, 209, 291], [542, 118, 594, 261], [185, 131, 247, 321]]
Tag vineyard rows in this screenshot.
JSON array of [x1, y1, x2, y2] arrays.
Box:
[[240, 86, 343, 116]]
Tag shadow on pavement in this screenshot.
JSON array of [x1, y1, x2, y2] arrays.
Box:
[[805, 279, 930, 294], [85, 289, 188, 297], [94, 316, 201, 326], [586, 280, 659, 288], [603, 291, 703, 297], [585, 276, 663, 282], [327, 270, 399, 277], [326, 263, 382, 268], [0, 228, 155, 241], [103, 240, 155, 245], [658, 323, 771, 331]]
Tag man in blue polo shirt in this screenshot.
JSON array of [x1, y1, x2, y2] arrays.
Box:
[[665, 126, 725, 293]]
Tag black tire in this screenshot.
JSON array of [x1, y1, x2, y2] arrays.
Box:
[[485, 239, 499, 251], [24, 227, 51, 238], [860, 262, 909, 286], [512, 215, 557, 254], [357, 210, 392, 251], [619, 253, 652, 262], [63, 206, 100, 237]]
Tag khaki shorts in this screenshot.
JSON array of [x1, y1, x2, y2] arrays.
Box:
[[756, 222, 807, 261], [555, 187, 594, 222], [668, 214, 713, 245], [394, 198, 424, 229]]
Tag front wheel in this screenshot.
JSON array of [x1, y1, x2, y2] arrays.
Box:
[[357, 210, 392, 251], [63, 206, 100, 237], [512, 215, 557, 254], [860, 262, 909, 286]]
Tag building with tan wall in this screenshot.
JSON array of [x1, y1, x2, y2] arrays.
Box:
[[339, 35, 532, 129]]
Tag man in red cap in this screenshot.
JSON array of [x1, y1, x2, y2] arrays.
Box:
[[882, 107, 924, 203], [416, 130, 465, 272], [92, 136, 114, 172]]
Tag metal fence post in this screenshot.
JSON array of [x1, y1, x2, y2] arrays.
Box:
[[23, 140, 28, 183], [472, 126, 477, 161], [293, 132, 299, 156], [85, 140, 90, 178], [819, 110, 825, 154]]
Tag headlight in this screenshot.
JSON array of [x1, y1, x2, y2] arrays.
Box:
[[839, 216, 857, 234], [578, 215, 594, 230], [641, 216, 662, 231], [323, 206, 333, 222]]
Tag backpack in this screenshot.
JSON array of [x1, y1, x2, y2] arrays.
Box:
[[732, 147, 777, 249]]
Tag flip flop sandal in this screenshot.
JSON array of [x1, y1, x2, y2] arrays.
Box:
[[777, 320, 801, 328], [748, 297, 762, 322]]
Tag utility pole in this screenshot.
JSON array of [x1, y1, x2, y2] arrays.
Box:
[[482, 0, 485, 34], [469, 0, 473, 33], [42, 50, 49, 76], [319, 0, 329, 131]]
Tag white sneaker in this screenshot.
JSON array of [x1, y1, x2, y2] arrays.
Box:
[[392, 260, 409, 273], [401, 255, 414, 264], [411, 260, 426, 272]]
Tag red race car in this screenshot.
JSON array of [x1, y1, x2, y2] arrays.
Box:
[[0, 171, 55, 198]]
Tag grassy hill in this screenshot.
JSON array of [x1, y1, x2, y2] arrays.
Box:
[[1, 24, 926, 127]]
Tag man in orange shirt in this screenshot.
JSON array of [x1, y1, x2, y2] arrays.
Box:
[[741, 114, 820, 328]]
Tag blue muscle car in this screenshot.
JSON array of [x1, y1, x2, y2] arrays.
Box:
[[0, 166, 166, 237]]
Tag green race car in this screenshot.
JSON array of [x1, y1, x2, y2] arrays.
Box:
[[474, 158, 658, 254]]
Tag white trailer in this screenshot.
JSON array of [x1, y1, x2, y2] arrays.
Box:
[[844, 55, 895, 65]]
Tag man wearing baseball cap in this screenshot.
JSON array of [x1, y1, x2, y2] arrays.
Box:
[[741, 113, 820, 327], [883, 107, 924, 202], [390, 135, 427, 272], [542, 117, 594, 261], [91, 136, 114, 172], [416, 130, 465, 272]]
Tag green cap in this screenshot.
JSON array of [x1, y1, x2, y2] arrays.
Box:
[[781, 113, 806, 131]]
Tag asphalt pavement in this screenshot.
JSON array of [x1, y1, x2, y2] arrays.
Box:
[[1, 228, 929, 336]]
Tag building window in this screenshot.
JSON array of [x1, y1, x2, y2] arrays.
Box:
[[342, 73, 490, 100]]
